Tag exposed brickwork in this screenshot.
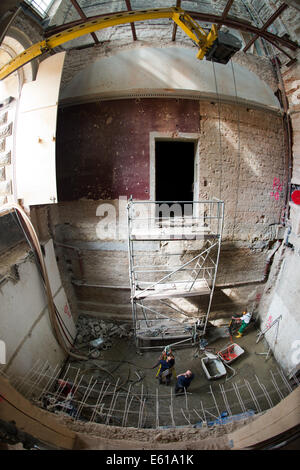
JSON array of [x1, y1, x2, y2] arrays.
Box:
[[0, 139, 5, 153], [53, 97, 286, 319], [0, 180, 12, 196], [13, 11, 44, 45], [0, 112, 7, 126], [268, 0, 300, 43], [0, 103, 15, 204], [281, 44, 300, 185], [49, 0, 251, 29], [198, 101, 285, 240], [4, 0, 297, 327], [0, 123, 12, 139], [0, 151, 11, 167], [0, 167, 5, 182], [57, 98, 285, 242]]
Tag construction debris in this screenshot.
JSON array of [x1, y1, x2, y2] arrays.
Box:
[[74, 315, 133, 357]]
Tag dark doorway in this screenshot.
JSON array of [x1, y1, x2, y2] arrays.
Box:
[[155, 140, 195, 214]]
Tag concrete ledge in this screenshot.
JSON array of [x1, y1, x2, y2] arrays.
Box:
[[228, 387, 300, 449]]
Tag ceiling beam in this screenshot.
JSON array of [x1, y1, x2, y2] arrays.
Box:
[[172, 0, 181, 42], [243, 3, 289, 52], [44, 7, 299, 52], [70, 0, 99, 44], [125, 0, 137, 41], [187, 9, 298, 51], [217, 0, 235, 31]]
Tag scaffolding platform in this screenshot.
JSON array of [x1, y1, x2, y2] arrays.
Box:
[[127, 199, 224, 349], [134, 279, 211, 300], [130, 227, 217, 241]]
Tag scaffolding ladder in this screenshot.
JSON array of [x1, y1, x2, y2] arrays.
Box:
[[127, 198, 224, 350]]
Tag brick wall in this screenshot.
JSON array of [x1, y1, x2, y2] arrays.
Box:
[[198, 101, 285, 240], [57, 98, 285, 242], [52, 97, 286, 320], [0, 100, 15, 205]]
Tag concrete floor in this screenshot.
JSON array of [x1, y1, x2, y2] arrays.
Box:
[[66, 320, 290, 429]]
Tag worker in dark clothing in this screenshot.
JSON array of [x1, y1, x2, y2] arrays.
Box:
[[175, 370, 194, 395], [57, 379, 74, 397], [153, 352, 175, 385]]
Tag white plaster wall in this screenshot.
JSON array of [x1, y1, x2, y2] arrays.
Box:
[[0, 239, 76, 377], [260, 292, 300, 375], [259, 247, 300, 376], [60, 47, 280, 111]]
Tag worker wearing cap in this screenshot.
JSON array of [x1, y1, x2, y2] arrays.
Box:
[[175, 370, 194, 395], [235, 311, 252, 338], [153, 352, 175, 385]]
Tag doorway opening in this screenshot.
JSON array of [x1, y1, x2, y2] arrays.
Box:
[[155, 140, 195, 217]]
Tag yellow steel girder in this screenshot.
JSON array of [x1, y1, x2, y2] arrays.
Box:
[[0, 7, 218, 81]]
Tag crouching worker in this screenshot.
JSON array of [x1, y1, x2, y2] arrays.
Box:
[[153, 352, 175, 385], [175, 370, 194, 395], [235, 310, 252, 338]]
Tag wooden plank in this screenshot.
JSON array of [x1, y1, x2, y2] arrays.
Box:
[[134, 280, 210, 300]]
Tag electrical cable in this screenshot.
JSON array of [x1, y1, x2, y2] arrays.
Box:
[[17, 209, 78, 346], [54, 308, 74, 348], [11, 208, 76, 347], [0, 203, 88, 361]]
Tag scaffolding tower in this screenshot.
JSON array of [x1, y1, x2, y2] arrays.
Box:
[[127, 198, 225, 350]]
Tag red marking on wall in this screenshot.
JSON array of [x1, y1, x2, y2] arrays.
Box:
[[266, 315, 273, 328], [0, 394, 4, 403], [270, 177, 283, 200], [64, 304, 71, 318]]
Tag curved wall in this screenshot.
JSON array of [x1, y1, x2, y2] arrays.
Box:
[[59, 47, 280, 112]]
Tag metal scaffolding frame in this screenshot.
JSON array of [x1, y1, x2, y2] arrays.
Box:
[[127, 198, 225, 349]]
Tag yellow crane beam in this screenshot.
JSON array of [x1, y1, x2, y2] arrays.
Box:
[[172, 10, 218, 59], [0, 7, 218, 81]]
